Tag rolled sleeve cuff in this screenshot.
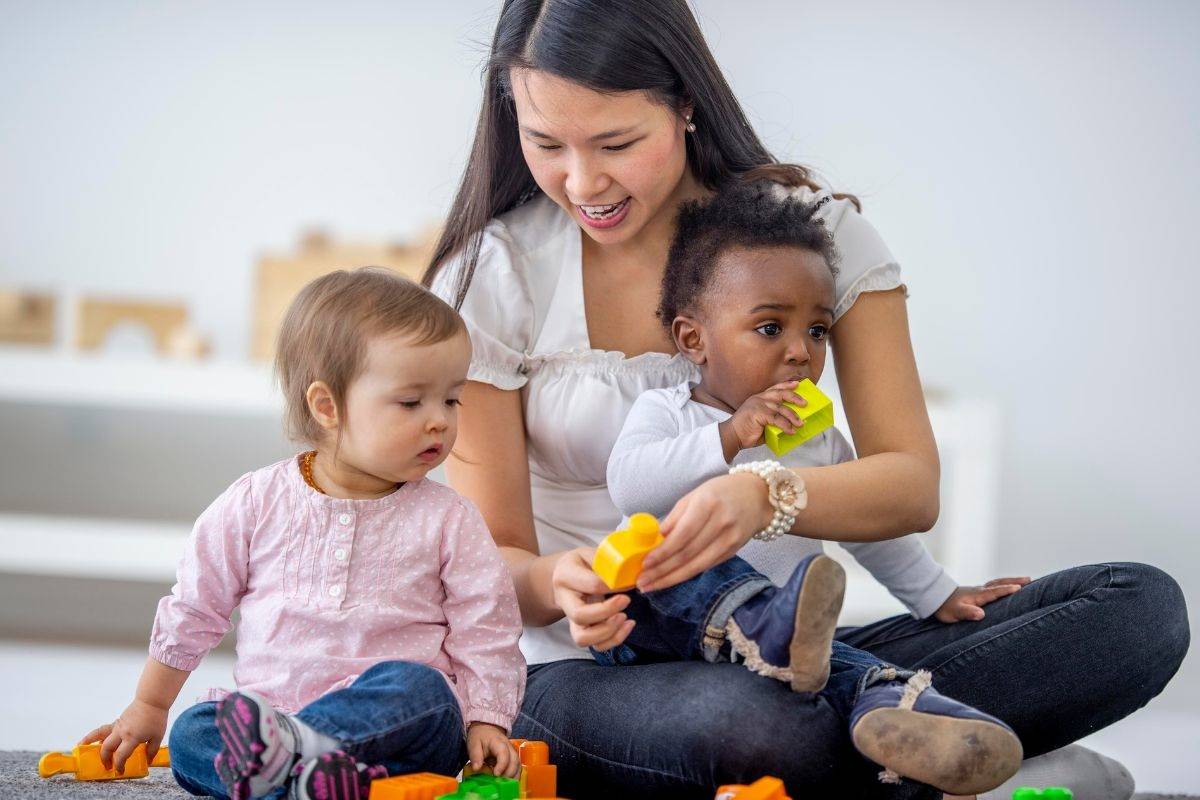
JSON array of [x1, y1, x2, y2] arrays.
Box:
[[148, 643, 203, 672], [465, 707, 515, 733], [911, 571, 960, 620]]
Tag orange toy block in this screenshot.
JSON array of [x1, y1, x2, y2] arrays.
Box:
[[715, 776, 792, 800], [38, 743, 170, 781], [369, 771, 458, 800], [592, 513, 664, 591], [518, 740, 556, 798]]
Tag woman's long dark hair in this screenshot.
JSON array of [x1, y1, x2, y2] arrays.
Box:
[[423, 0, 856, 306]]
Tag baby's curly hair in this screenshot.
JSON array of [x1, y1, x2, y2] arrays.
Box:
[[657, 181, 839, 330]]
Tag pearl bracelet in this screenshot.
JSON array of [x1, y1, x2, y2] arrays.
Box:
[[729, 460, 806, 542]]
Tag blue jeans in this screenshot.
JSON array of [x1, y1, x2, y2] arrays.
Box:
[[169, 660, 468, 799], [514, 562, 1189, 800], [591, 555, 907, 721]]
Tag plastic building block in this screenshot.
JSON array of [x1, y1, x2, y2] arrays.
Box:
[[592, 513, 664, 591], [38, 743, 170, 781], [517, 740, 556, 798], [1012, 789, 1073, 800], [764, 379, 834, 456], [437, 773, 520, 800], [714, 776, 792, 800], [370, 771, 459, 800]]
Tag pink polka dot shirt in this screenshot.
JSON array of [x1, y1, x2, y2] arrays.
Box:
[[149, 456, 525, 731]]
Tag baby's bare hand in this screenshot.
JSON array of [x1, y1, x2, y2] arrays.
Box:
[[466, 722, 519, 778], [726, 381, 805, 451], [85, 699, 168, 773]]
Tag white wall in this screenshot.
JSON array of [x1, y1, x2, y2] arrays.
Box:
[[2, 0, 1196, 711]]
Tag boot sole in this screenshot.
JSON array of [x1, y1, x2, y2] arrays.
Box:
[[788, 554, 845, 692], [852, 707, 1024, 794]]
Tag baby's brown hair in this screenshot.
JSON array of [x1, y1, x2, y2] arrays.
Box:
[[275, 267, 466, 445]]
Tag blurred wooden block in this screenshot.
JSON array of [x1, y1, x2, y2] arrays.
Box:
[[0, 290, 56, 345], [252, 228, 438, 361], [76, 298, 189, 355]]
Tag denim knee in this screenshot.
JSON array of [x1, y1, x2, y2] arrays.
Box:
[[357, 659, 449, 691], [1118, 562, 1190, 671]]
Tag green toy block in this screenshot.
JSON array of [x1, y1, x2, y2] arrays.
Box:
[[436, 773, 519, 800], [764, 379, 834, 456], [1012, 788, 1073, 800]]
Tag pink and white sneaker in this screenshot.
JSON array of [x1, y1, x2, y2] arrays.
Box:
[[287, 751, 388, 800], [213, 690, 300, 800]]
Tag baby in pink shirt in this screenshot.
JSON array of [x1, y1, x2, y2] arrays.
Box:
[[81, 269, 525, 800]]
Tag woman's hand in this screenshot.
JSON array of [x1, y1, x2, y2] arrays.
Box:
[[933, 577, 1032, 622], [466, 722, 519, 777], [79, 698, 168, 773], [637, 472, 773, 592], [552, 547, 636, 651]]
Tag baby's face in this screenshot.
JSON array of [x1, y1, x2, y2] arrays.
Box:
[[695, 245, 835, 410], [337, 328, 471, 483]]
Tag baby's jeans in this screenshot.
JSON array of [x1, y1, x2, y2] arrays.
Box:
[[169, 660, 468, 799], [591, 555, 912, 719]]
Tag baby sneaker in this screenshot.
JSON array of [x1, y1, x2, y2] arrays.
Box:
[[288, 751, 387, 800], [850, 670, 1024, 795], [725, 553, 846, 692], [214, 690, 300, 800]]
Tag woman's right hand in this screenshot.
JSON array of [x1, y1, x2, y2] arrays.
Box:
[[79, 698, 168, 773], [551, 547, 636, 651]]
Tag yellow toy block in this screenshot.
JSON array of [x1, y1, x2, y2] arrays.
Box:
[[38, 743, 170, 781], [370, 771, 459, 800], [764, 379, 834, 456], [715, 775, 792, 800], [592, 513, 664, 591]]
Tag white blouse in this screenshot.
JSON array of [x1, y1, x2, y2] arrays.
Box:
[[431, 189, 904, 664]]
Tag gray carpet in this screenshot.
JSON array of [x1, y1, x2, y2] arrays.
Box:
[[3, 751, 1196, 799]]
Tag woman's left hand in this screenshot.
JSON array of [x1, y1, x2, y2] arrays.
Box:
[[636, 472, 773, 592], [933, 577, 1032, 623]]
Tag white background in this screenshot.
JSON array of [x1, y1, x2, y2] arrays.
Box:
[[2, 0, 1197, 788]]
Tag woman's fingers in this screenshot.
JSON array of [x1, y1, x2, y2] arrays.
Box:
[[972, 584, 1022, 605], [560, 591, 629, 626], [590, 618, 637, 652], [571, 613, 629, 648], [984, 576, 1031, 588], [643, 500, 709, 572], [638, 530, 711, 591], [643, 538, 734, 593]]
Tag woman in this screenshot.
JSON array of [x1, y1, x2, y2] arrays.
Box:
[[425, 1, 1189, 797]]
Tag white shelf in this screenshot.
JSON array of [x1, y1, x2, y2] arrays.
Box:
[[0, 347, 279, 414], [0, 513, 188, 581]]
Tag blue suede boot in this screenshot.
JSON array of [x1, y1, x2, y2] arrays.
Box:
[[850, 670, 1024, 795], [726, 553, 845, 692]]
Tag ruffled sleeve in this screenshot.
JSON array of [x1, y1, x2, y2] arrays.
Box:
[[430, 225, 535, 391], [783, 186, 905, 321]]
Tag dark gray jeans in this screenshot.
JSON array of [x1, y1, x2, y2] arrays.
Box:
[[512, 562, 1189, 799]]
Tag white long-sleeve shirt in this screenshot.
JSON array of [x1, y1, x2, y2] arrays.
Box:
[[607, 380, 957, 619]]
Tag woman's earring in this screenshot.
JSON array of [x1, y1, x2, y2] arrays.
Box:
[[685, 116, 697, 133]]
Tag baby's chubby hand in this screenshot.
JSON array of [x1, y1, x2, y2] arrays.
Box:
[[466, 722, 519, 778], [718, 380, 805, 458], [551, 547, 636, 652], [79, 698, 168, 773]]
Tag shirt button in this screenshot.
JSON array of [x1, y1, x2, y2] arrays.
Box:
[[328, 585, 342, 598], [338, 513, 352, 525], [333, 548, 347, 561]]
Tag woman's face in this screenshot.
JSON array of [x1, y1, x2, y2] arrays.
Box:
[[510, 68, 693, 247]]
